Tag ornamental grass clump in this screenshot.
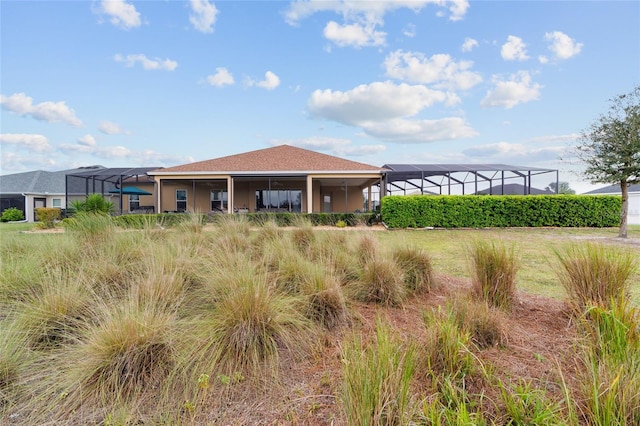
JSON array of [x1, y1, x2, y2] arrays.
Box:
[[340, 318, 416, 426], [468, 240, 519, 311], [189, 271, 314, 377], [0, 319, 27, 408], [577, 296, 640, 425], [15, 273, 91, 350], [301, 269, 347, 329], [351, 256, 406, 307], [554, 243, 636, 313], [498, 379, 566, 425], [446, 295, 507, 349], [392, 245, 435, 295], [421, 307, 475, 382], [47, 300, 178, 419]]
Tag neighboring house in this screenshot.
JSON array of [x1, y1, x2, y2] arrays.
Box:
[[148, 145, 386, 214], [475, 183, 555, 195], [0, 166, 107, 222], [583, 184, 640, 225]]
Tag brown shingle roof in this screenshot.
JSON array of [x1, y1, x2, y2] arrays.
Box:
[[152, 145, 383, 173]]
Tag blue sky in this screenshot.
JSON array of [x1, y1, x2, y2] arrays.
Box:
[[1, 0, 638, 193]]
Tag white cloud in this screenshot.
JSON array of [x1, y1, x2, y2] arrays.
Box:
[[98, 0, 141, 30], [78, 134, 97, 146], [0, 133, 51, 152], [360, 117, 477, 143], [206, 67, 235, 87], [285, 1, 468, 48], [0, 151, 57, 173], [538, 55, 549, 64], [308, 81, 457, 124], [501, 35, 529, 61], [99, 121, 131, 135], [189, 0, 218, 33], [58, 141, 194, 165], [284, 1, 469, 25], [544, 31, 583, 59], [481, 71, 542, 109], [528, 133, 579, 143], [0, 93, 82, 127], [383, 50, 482, 90], [323, 21, 386, 48], [461, 37, 478, 52], [403, 23, 416, 38], [462, 142, 564, 163], [114, 54, 178, 71], [270, 136, 386, 156], [247, 71, 281, 90], [308, 81, 475, 143]]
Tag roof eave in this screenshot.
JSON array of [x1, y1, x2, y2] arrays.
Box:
[[149, 170, 385, 176]]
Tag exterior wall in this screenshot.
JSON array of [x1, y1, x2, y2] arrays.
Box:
[[320, 186, 365, 213], [628, 192, 639, 225], [154, 174, 378, 214]]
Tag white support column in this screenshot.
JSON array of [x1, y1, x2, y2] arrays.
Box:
[[367, 185, 372, 212], [306, 175, 313, 213], [227, 176, 233, 214]]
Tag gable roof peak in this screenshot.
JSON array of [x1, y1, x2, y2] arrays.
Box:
[[153, 144, 383, 174]]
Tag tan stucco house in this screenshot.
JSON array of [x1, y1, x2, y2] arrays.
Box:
[[147, 145, 386, 214]]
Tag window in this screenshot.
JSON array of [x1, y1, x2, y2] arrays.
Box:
[[210, 190, 228, 212], [255, 189, 301, 212], [52, 198, 62, 208], [176, 190, 187, 212], [129, 194, 140, 211]]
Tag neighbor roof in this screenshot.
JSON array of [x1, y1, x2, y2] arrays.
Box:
[[583, 183, 640, 195], [0, 166, 106, 195], [150, 145, 385, 174]]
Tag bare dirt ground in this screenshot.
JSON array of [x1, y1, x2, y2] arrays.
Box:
[[192, 274, 579, 425]]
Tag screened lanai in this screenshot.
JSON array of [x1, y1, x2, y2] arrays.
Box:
[[380, 164, 559, 196], [65, 167, 160, 215]]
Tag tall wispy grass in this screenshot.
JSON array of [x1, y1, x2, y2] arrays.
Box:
[[498, 379, 566, 425], [0, 318, 28, 411], [392, 245, 435, 295], [351, 257, 406, 307], [554, 243, 636, 313], [63, 212, 116, 245], [187, 270, 314, 377], [577, 296, 640, 425], [15, 270, 91, 350], [340, 318, 415, 425], [468, 240, 519, 311], [421, 307, 475, 381], [446, 295, 507, 349]]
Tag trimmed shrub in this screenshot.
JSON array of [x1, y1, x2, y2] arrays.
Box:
[[381, 195, 621, 229], [35, 207, 61, 229], [1, 207, 24, 222]]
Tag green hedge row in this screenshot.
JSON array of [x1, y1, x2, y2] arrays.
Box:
[[380, 195, 621, 229], [113, 212, 380, 229]]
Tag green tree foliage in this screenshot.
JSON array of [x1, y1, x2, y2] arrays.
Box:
[[577, 86, 640, 238], [546, 181, 576, 194]]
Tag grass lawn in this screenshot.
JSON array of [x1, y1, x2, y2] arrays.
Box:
[[377, 225, 640, 305]]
